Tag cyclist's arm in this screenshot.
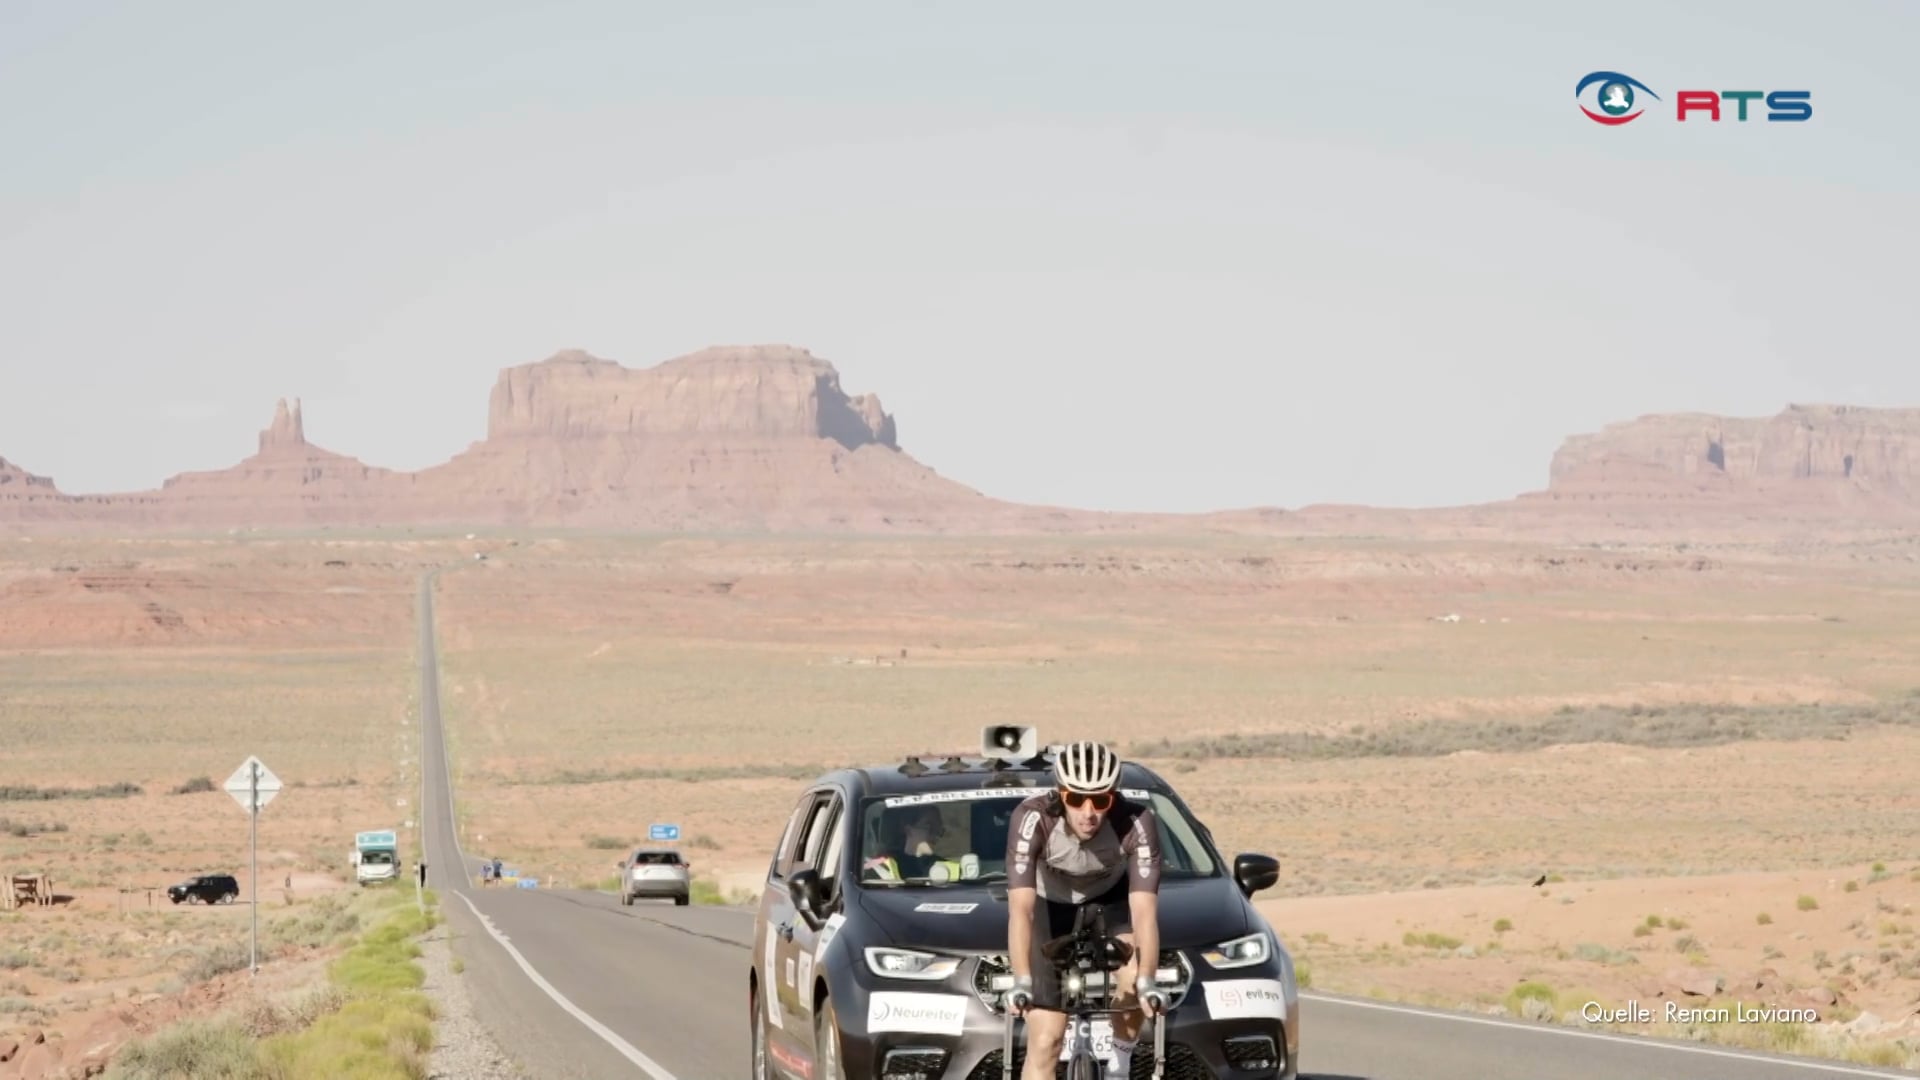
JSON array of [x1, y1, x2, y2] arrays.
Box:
[[1008, 886, 1036, 982], [1124, 808, 1165, 991], [1006, 799, 1046, 982], [1128, 889, 1160, 989]]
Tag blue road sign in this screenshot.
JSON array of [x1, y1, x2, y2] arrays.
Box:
[[649, 823, 680, 842]]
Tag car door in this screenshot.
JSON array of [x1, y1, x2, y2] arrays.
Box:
[[776, 792, 840, 1029], [760, 789, 828, 1075], [787, 792, 848, 1050]]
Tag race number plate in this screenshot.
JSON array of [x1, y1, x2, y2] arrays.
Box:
[[1059, 1016, 1120, 1070]]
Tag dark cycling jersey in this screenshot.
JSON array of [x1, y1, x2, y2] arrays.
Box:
[[1005, 791, 1162, 903]]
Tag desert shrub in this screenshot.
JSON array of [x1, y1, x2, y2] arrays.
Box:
[[0, 781, 141, 800], [105, 1017, 265, 1079], [1505, 981, 1557, 1020], [1575, 943, 1637, 965], [1798, 894, 1819, 911], [1131, 695, 1920, 761], [185, 940, 251, 984], [582, 835, 625, 850], [170, 776, 216, 795]]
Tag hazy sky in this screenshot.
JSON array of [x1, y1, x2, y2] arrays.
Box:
[[3, 2, 1914, 512]]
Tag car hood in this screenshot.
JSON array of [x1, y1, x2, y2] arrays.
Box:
[[851, 879, 1251, 955]]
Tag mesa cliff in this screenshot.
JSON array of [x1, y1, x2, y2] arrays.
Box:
[[0, 345, 1090, 532], [1531, 404, 1920, 507], [1, 346, 1915, 536]]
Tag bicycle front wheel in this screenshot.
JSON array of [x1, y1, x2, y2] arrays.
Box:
[[1065, 1051, 1102, 1080]]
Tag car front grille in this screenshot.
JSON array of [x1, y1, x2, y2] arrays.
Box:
[[1222, 1033, 1282, 1072], [964, 1041, 1215, 1080]]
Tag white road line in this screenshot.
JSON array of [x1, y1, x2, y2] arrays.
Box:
[[1300, 992, 1916, 1078], [452, 892, 682, 1080], [422, 574, 682, 1080]]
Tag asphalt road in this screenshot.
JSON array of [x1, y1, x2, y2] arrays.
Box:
[[412, 572, 1918, 1080]]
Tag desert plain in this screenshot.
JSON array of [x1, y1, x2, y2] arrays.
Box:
[[4, 349, 1920, 1073], [4, 522, 1919, 1073]]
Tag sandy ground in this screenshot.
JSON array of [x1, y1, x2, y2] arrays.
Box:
[[0, 535, 441, 1076], [4, 528, 1920, 1071]]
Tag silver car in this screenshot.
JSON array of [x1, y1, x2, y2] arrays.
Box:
[[620, 847, 691, 906]]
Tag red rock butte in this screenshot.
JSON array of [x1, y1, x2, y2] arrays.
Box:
[[1, 345, 1916, 535]]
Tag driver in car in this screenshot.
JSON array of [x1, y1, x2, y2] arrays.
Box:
[[861, 803, 946, 881], [1004, 740, 1165, 1078]]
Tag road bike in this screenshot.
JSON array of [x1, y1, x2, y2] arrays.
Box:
[[995, 903, 1172, 1080]]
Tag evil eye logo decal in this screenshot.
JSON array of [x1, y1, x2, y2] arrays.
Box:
[[1576, 71, 1659, 125]]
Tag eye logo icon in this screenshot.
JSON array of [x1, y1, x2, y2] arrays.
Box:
[[1576, 71, 1659, 125]]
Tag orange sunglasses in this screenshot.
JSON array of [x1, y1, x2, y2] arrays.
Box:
[[1060, 789, 1115, 812]]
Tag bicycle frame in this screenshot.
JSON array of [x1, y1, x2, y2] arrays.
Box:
[[995, 904, 1172, 1079]]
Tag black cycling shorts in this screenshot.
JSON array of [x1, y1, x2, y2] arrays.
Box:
[[1027, 877, 1133, 1012]]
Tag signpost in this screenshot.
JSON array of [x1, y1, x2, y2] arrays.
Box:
[[648, 823, 680, 843], [223, 755, 282, 976]]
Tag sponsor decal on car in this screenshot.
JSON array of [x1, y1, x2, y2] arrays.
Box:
[[914, 901, 978, 913], [1203, 978, 1288, 1020], [883, 788, 1148, 808], [867, 991, 969, 1036], [815, 912, 845, 966], [765, 932, 785, 1029]]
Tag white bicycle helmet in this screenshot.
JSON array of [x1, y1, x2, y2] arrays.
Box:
[[1055, 740, 1122, 794]]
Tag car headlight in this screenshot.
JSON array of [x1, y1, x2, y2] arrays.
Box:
[[864, 947, 961, 980], [1200, 931, 1271, 969]]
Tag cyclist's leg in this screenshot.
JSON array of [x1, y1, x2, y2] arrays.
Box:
[[1099, 885, 1148, 1061], [1020, 895, 1074, 1078], [1021, 1009, 1067, 1079]]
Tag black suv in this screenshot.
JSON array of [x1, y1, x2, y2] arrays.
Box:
[[748, 727, 1299, 1080], [167, 874, 240, 905]]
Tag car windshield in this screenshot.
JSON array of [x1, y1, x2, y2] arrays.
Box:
[[633, 852, 681, 865], [855, 787, 1219, 888]]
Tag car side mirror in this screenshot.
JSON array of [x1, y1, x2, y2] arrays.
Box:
[[788, 868, 830, 929], [1234, 854, 1280, 898]]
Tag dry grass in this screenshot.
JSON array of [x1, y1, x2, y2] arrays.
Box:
[[425, 531, 1920, 1072], [0, 535, 434, 1062], [426, 533, 1920, 897], [7, 527, 1920, 1072]]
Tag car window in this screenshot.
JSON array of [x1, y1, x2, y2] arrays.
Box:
[[815, 798, 847, 896], [795, 795, 836, 871], [633, 851, 682, 866], [771, 791, 821, 880], [854, 788, 1220, 886]]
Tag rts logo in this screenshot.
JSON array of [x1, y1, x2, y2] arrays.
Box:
[[1576, 71, 1658, 125], [1576, 71, 1812, 124]]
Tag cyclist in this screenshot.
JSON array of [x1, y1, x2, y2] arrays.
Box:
[[1003, 740, 1166, 1078]]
